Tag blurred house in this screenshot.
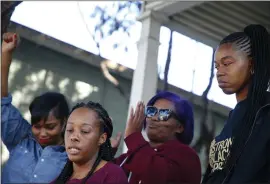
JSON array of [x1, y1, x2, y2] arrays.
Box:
[[2, 21, 231, 172]]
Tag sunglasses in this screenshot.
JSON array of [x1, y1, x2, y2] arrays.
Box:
[[145, 106, 181, 122]]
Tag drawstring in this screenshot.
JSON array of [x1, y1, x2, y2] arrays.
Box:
[[120, 156, 128, 167], [128, 172, 132, 182], [119, 156, 133, 182]]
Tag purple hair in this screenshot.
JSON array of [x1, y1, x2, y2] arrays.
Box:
[[144, 91, 194, 145]]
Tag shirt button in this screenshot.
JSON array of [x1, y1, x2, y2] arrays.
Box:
[[41, 158, 44, 162], [34, 174, 37, 178], [154, 149, 157, 151], [24, 150, 28, 153]]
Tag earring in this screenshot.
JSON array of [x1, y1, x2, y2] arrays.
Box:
[[251, 69, 254, 75]]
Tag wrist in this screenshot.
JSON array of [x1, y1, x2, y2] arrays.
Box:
[[125, 128, 141, 138], [124, 128, 133, 138], [1, 52, 12, 67], [2, 49, 13, 56], [1, 61, 11, 69]]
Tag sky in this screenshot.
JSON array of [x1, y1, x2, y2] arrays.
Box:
[[11, 1, 237, 109]]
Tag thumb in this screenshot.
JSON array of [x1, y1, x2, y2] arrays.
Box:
[[116, 132, 122, 141]]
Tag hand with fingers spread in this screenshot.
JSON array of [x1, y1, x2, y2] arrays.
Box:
[[110, 132, 123, 149], [125, 101, 145, 138]]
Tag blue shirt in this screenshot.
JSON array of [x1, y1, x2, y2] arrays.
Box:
[[1, 95, 68, 183]]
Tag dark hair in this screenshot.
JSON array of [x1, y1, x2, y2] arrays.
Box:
[[29, 92, 69, 126], [55, 101, 114, 184], [145, 91, 194, 145], [219, 25, 270, 181]]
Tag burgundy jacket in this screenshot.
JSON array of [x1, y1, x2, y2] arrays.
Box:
[[51, 162, 128, 184], [113, 132, 201, 184]]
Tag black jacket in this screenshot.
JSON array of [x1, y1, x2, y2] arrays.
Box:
[[202, 93, 270, 184]]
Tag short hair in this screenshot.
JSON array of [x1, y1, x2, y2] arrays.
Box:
[[29, 92, 69, 126], [145, 91, 194, 145]]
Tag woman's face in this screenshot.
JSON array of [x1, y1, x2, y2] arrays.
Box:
[[145, 99, 183, 144], [215, 43, 252, 95], [32, 110, 64, 147], [65, 107, 106, 165]]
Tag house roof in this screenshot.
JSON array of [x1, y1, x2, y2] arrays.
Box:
[[169, 1, 270, 48], [142, 1, 270, 48], [8, 20, 231, 117]]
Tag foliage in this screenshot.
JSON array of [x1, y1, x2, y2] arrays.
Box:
[[79, 1, 142, 102], [84, 1, 142, 53]]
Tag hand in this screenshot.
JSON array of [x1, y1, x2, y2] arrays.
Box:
[[125, 101, 145, 138], [2, 32, 19, 54], [110, 132, 122, 149]]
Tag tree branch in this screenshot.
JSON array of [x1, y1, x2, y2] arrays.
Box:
[[192, 48, 216, 163], [163, 30, 173, 91], [1, 1, 22, 40], [81, 2, 142, 103]]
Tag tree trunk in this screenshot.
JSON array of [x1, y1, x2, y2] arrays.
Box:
[[192, 48, 216, 165], [1, 1, 22, 40], [163, 30, 173, 91]]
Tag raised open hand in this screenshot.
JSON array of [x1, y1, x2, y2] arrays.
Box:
[[110, 132, 122, 149], [124, 101, 145, 138]]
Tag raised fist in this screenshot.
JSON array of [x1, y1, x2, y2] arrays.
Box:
[[2, 32, 19, 53]]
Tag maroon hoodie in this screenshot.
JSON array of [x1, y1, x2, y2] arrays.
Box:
[[113, 132, 201, 184]]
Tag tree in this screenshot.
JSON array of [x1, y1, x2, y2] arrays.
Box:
[[77, 2, 142, 103], [1, 1, 22, 40], [86, 5, 217, 163], [163, 30, 173, 91], [161, 23, 216, 167], [192, 48, 216, 166], [88, 1, 142, 53]]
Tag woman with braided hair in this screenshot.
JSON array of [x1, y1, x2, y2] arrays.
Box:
[[52, 102, 128, 184], [202, 24, 270, 184]]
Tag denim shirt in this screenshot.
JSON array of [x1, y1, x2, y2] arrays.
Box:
[[1, 95, 68, 183]]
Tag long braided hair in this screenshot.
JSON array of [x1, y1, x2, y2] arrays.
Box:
[[219, 25, 270, 182], [55, 101, 114, 184]]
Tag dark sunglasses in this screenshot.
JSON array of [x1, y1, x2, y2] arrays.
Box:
[[145, 106, 181, 122]]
